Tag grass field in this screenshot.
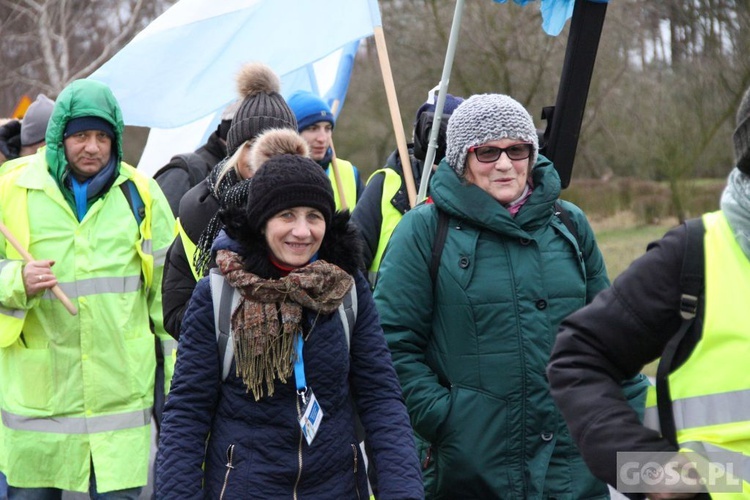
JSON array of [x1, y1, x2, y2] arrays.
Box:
[[590, 211, 680, 280], [587, 211, 679, 378]]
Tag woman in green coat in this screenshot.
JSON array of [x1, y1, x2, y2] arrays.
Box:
[[374, 93, 647, 499]]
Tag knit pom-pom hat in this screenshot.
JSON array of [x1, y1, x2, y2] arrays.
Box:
[[225, 62, 298, 157], [247, 128, 310, 176], [734, 85, 750, 175], [245, 154, 335, 233], [445, 93, 538, 176]]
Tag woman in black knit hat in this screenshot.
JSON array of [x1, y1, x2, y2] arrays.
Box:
[[155, 154, 423, 500], [161, 61, 298, 340]]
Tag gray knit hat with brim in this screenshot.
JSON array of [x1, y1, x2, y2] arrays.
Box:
[[446, 93, 538, 176], [734, 86, 750, 175]]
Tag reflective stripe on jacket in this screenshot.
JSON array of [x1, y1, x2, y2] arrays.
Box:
[[0, 153, 175, 493], [644, 210, 750, 496]]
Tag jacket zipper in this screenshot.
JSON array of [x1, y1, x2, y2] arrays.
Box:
[[293, 397, 304, 500], [219, 444, 235, 500], [352, 443, 361, 500]]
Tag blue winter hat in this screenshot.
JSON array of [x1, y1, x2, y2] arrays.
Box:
[[287, 91, 335, 132], [63, 116, 115, 139]]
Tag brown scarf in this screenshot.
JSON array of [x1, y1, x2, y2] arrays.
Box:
[[216, 249, 354, 401]]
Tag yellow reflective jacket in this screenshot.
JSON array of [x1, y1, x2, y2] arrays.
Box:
[[645, 211, 750, 497], [0, 151, 176, 493], [325, 158, 359, 210]]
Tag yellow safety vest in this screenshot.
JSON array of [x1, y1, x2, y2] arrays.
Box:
[[0, 154, 176, 492], [366, 168, 405, 284], [326, 158, 358, 211], [176, 217, 200, 281], [644, 211, 750, 497]]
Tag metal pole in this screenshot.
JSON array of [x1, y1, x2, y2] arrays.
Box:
[[417, 0, 465, 203]]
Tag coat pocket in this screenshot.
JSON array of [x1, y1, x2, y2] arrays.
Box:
[[434, 385, 510, 495]]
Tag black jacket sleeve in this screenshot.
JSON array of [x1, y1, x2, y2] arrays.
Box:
[[154, 160, 191, 217], [161, 234, 196, 340], [547, 224, 691, 487]]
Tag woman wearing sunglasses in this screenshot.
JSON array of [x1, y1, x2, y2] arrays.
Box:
[[374, 93, 648, 499]]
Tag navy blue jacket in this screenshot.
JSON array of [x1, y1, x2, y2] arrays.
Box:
[[155, 213, 422, 499]]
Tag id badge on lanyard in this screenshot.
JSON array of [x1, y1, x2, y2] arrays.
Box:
[[294, 335, 323, 445]]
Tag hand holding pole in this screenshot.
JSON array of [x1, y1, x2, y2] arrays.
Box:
[[0, 222, 78, 316]]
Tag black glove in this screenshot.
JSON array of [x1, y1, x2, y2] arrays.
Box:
[[0, 119, 22, 161]]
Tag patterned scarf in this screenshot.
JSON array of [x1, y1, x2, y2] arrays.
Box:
[[216, 249, 354, 400], [193, 161, 247, 277]]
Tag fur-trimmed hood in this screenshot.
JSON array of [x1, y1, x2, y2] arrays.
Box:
[[212, 210, 363, 279]]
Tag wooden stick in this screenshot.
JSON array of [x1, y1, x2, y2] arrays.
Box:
[[0, 222, 78, 316], [327, 99, 349, 211], [373, 25, 417, 208], [328, 140, 349, 211]]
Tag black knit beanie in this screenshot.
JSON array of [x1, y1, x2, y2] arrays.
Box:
[[226, 62, 297, 157], [734, 86, 750, 175], [246, 154, 335, 232]]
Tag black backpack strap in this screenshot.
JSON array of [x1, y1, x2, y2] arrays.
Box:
[[655, 218, 705, 447], [554, 201, 582, 256], [430, 208, 450, 286], [119, 180, 145, 226]]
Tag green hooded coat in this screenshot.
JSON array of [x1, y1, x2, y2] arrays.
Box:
[[0, 79, 175, 493], [375, 157, 643, 499]]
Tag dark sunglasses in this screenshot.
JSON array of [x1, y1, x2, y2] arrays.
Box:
[[469, 143, 532, 163]]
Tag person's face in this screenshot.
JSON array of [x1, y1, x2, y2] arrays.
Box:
[[264, 206, 326, 268], [464, 138, 532, 205], [237, 142, 254, 180], [300, 121, 332, 161], [64, 130, 112, 181]]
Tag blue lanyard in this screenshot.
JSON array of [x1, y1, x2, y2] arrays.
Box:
[[293, 335, 306, 392]]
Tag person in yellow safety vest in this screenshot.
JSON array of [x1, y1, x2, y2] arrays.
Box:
[[161, 62, 299, 340], [351, 89, 464, 287], [0, 79, 176, 498], [287, 90, 364, 211], [547, 85, 750, 499]]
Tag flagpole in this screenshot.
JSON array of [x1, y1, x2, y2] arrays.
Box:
[[417, 0, 465, 204], [328, 99, 349, 211], [373, 26, 416, 209]]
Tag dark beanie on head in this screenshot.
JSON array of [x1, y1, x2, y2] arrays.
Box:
[[734, 86, 750, 175], [246, 154, 335, 232], [63, 116, 115, 140], [226, 62, 297, 157]]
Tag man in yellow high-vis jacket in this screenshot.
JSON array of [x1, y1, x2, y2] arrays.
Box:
[[287, 90, 364, 210], [0, 79, 175, 497], [547, 85, 750, 499]]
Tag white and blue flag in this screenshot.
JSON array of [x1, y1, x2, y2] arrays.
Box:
[[90, 0, 381, 175]]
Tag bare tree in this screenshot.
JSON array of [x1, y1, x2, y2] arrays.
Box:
[[0, 0, 173, 107]]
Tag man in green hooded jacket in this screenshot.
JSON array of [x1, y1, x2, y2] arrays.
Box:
[[0, 79, 175, 497]]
